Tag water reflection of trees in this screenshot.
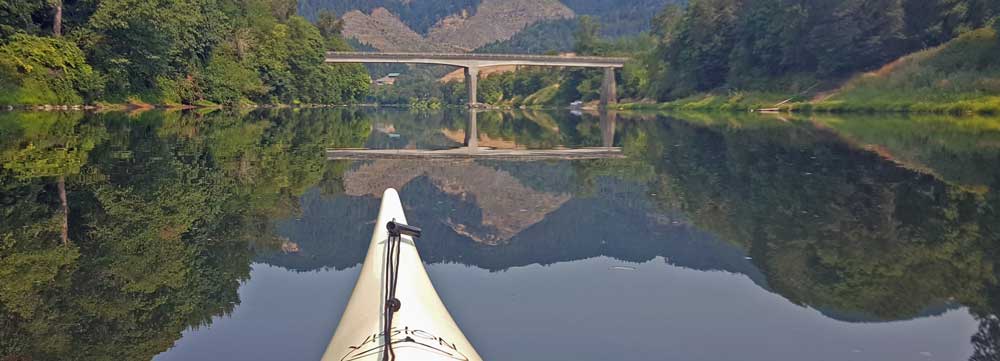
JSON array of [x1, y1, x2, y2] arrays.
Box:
[[359, 109, 613, 151], [628, 113, 1000, 323], [270, 109, 1000, 327], [971, 315, 1000, 361], [0, 109, 369, 360]]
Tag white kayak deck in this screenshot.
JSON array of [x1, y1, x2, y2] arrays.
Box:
[[321, 189, 483, 361]]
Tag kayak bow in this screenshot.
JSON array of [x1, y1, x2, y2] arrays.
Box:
[[321, 188, 483, 361]]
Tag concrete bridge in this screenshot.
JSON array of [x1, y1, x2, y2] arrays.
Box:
[[325, 52, 628, 107]]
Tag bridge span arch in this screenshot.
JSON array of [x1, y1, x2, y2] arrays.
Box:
[[325, 52, 628, 107]]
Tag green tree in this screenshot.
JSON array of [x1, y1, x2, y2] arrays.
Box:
[[0, 34, 103, 105], [81, 0, 226, 96], [652, 0, 741, 98], [315, 9, 344, 38], [903, 0, 1000, 48], [574, 15, 603, 55], [0, 0, 46, 37], [203, 50, 265, 105]]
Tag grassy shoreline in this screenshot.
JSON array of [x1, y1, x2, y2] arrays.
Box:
[[611, 94, 1000, 115]]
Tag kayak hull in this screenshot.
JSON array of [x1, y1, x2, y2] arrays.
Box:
[[321, 189, 482, 361]]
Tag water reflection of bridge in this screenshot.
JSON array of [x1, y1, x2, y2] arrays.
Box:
[[326, 110, 622, 160]]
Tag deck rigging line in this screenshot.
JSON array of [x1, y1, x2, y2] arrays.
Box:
[[382, 220, 421, 361]]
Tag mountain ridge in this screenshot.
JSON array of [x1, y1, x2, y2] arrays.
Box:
[[301, 0, 681, 53], [336, 0, 574, 52]]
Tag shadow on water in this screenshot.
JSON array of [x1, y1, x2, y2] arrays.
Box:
[[2, 108, 1000, 360]]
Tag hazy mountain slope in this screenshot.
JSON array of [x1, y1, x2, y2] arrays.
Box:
[[341, 8, 458, 52], [306, 0, 573, 52], [425, 0, 574, 51], [298, 0, 483, 35], [475, 0, 686, 54], [306, 0, 682, 53]]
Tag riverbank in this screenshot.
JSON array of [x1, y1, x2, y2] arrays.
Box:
[[611, 93, 1000, 115]]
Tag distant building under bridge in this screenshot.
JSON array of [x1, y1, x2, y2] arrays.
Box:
[[373, 72, 401, 86]]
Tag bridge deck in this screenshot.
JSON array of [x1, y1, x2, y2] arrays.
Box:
[[325, 52, 627, 68]]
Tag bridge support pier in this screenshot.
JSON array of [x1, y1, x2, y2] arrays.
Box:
[[465, 66, 479, 108], [600, 67, 617, 107]]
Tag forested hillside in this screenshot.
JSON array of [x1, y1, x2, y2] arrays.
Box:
[[561, 0, 681, 37], [298, 0, 483, 35], [0, 0, 369, 106], [475, 19, 578, 54], [644, 0, 1000, 100]]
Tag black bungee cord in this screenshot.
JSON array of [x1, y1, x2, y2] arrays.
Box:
[[383, 220, 421, 361]]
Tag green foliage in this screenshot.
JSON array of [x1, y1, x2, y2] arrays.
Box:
[[468, 68, 563, 106], [80, 0, 225, 97], [0, 34, 103, 105], [369, 73, 466, 106], [560, 0, 681, 37], [646, 0, 1000, 101], [0, 0, 368, 106], [574, 16, 604, 55], [473, 31, 653, 106], [0, 0, 47, 37], [314, 9, 344, 38], [203, 52, 265, 105], [904, 0, 1000, 47]]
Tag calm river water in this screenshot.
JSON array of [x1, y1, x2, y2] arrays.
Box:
[[2, 108, 999, 361]]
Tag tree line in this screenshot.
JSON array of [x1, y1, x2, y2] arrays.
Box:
[[0, 0, 370, 106]]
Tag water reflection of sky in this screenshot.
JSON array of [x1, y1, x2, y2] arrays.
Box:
[[159, 259, 976, 361]]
